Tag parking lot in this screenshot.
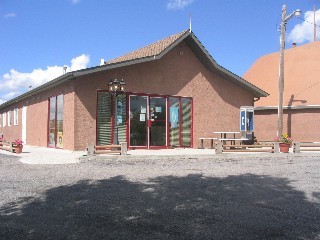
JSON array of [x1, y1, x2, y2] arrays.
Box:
[[0, 152, 319, 239]]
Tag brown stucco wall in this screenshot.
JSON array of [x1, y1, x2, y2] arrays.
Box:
[[0, 81, 75, 150], [74, 42, 254, 150], [255, 108, 320, 142]]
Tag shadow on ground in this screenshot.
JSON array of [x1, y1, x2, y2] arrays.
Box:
[[0, 174, 319, 239]]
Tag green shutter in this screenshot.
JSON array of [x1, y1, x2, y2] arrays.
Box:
[[182, 98, 191, 147], [97, 92, 112, 145]]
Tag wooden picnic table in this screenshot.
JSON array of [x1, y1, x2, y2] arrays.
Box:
[[213, 131, 247, 145], [213, 131, 240, 139]]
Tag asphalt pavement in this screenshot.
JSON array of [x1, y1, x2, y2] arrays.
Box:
[[1, 146, 320, 239]]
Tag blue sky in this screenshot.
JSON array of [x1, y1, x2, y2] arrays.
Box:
[[0, 0, 319, 104]]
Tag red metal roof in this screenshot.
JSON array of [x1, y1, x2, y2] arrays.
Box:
[[243, 41, 320, 107]]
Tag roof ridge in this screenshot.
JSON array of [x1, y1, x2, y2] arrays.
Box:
[[106, 29, 189, 64], [142, 29, 189, 48]]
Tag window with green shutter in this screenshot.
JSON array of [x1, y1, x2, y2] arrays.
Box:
[[97, 92, 127, 145], [97, 92, 112, 145]]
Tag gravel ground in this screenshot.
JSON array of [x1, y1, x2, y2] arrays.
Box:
[[0, 153, 319, 239]]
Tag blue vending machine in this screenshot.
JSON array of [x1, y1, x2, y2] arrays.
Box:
[[240, 106, 254, 140]]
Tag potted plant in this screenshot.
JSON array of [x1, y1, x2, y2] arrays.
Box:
[[275, 133, 292, 153], [13, 139, 24, 154]]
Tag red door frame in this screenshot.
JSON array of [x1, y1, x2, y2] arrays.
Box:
[[148, 96, 168, 149]]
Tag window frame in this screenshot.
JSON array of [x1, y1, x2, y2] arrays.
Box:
[[14, 108, 18, 126], [48, 95, 64, 148], [2, 113, 6, 127], [7, 111, 11, 126]]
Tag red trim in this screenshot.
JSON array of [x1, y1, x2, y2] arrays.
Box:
[[149, 96, 168, 149], [179, 98, 182, 147], [96, 91, 193, 150], [95, 91, 99, 145], [47, 98, 50, 147], [54, 96, 58, 148], [166, 97, 170, 148], [191, 98, 194, 148], [147, 96, 150, 149], [110, 94, 115, 144], [126, 94, 129, 147]]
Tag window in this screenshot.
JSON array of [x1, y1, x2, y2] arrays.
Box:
[[14, 109, 18, 125], [48, 95, 64, 148], [97, 92, 127, 145], [8, 111, 11, 126], [2, 113, 6, 127], [169, 97, 192, 148]]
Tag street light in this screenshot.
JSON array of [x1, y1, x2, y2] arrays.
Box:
[[108, 78, 126, 94], [108, 78, 126, 144], [277, 5, 301, 137]]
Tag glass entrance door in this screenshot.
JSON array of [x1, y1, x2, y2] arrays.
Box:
[[129, 95, 167, 148], [149, 97, 167, 147], [129, 95, 148, 147], [128, 95, 191, 149]]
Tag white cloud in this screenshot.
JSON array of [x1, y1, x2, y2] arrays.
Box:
[[3, 13, 16, 18], [70, 54, 90, 71], [3, 91, 20, 99], [288, 9, 320, 43], [0, 54, 90, 104], [167, 0, 194, 10]]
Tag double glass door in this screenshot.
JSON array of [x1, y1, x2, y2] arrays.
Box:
[[129, 95, 167, 148]]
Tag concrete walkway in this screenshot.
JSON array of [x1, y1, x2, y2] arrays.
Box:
[[1, 145, 320, 164], [0, 145, 86, 164]]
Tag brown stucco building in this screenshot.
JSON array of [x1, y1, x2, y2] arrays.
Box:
[[244, 41, 320, 141], [0, 30, 267, 150]]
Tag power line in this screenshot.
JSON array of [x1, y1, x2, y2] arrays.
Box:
[[296, 16, 320, 29]]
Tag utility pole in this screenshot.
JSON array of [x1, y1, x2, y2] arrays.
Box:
[[278, 5, 286, 137], [277, 5, 301, 138]]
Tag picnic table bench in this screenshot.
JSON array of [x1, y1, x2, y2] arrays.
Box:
[[293, 142, 320, 153], [0, 141, 15, 153], [87, 142, 127, 156], [216, 142, 277, 154]]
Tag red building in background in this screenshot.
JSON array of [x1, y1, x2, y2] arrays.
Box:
[[244, 42, 320, 142]]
